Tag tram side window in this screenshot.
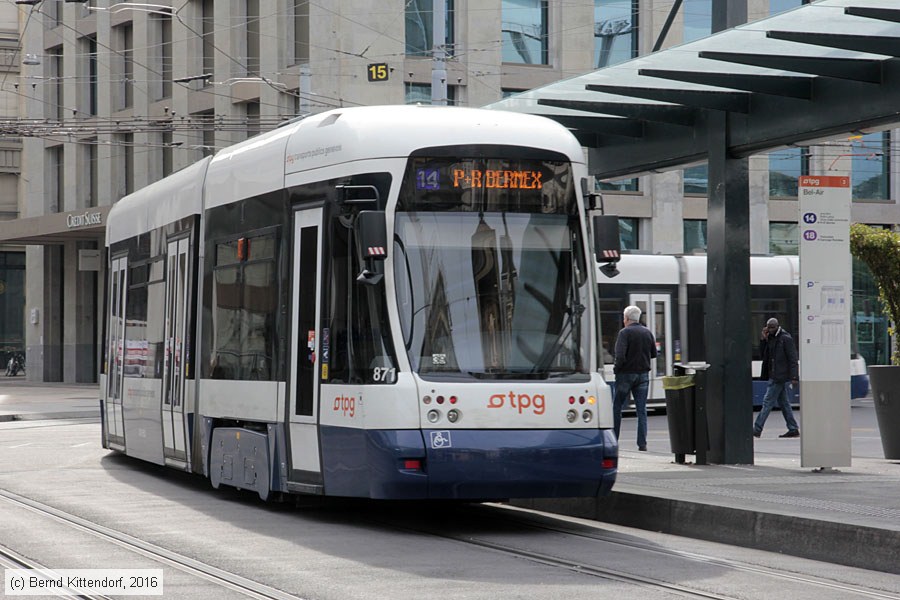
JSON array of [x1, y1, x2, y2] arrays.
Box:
[[107, 258, 128, 397], [124, 265, 149, 378], [124, 260, 166, 379], [210, 232, 278, 380], [325, 216, 397, 383], [597, 298, 621, 365]]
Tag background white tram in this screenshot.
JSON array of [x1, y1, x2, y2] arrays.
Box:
[[100, 105, 619, 501], [596, 254, 869, 408]]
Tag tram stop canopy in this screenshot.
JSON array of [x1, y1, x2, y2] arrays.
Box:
[[488, 0, 900, 465], [488, 0, 900, 179]]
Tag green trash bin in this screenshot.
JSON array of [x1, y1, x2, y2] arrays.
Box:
[[662, 375, 695, 459]]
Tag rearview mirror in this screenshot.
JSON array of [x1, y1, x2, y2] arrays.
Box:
[[593, 215, 621, 278], [355, 211, 387, 286]]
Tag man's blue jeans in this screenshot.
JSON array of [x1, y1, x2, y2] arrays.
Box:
[[754, 379, 799, 435], [614, 372, 650, 449]]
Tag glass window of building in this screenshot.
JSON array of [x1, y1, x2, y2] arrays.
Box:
[[684, 219, 707, 253], [43, 0, 59, 28], [769, 147, 809, 198], [0, 252, 26, 362], [79, 35, 99, 113], [594, 0, 637, 68], [770, 0, 804, 16], [683, 0, 711, 43], [162, 132, 174, 177], [115, 134, 135, 196], [150, 15, 172, 100], [852, 132, 890, 201], [406, 0, 455, 57], [405, 83, 456, 105], [853, 254, 891, 366], [200, 111, 215, 157], [502, 0, 548, 64], [293, 0, 309, 64], [48, 146, 63, 212], [246, 0, 260, 76], [88, 140, 98, 207], [202, 0, 215, 76], [769, 222, 798, 255], [619, 217, 639, 250], [115, 23, 134, 110], [598, 176, 638, 193], [50, 47, 63, 121], [684, 164, 708, 195]]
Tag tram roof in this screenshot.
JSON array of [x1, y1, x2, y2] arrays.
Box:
[[487, 0, 900, 179], [199, 105, 587, 211], [598, 254, 800, 286], [106, 156, 211, 245]]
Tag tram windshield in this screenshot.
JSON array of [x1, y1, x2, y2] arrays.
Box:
[[393, 155, 591, 380]]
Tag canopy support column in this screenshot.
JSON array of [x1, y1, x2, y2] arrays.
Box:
[[705, 111, 753, 464]]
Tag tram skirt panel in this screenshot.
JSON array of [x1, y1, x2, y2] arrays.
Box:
[[209, 428, 271, 501]]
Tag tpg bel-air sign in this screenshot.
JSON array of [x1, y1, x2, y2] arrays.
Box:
[[66, 211, 103, 229]]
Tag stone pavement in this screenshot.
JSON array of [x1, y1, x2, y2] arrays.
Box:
[[521, 446, 900, 575], [0, 377, 100, 422], [2, 378, 898, 574]]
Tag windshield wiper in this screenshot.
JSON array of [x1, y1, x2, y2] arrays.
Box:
[[529, 302, 584, 375]]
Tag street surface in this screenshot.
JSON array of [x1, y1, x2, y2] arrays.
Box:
[[0, 402, 897, 599]]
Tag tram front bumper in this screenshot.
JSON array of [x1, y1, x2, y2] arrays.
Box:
[[358, 428, 617, 500]]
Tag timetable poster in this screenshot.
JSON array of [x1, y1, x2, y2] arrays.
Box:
[[798, 175, 851, 468]]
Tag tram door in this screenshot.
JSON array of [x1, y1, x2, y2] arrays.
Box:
[[289, 208, 323, 480], [105, 255, 128, 447], [629, 293, 673, 396], [162, 237, 190, 463]]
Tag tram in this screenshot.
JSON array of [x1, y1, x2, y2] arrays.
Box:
[[596, 254, 870, 407], [100, 105, 619, 501]]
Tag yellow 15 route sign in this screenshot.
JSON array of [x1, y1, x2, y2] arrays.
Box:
[[367, 63, 389, 82]]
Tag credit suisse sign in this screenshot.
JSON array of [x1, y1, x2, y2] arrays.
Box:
[[66, 211, 103, 229]]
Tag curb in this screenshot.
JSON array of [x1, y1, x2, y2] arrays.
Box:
[[0, 412, 100, 423], [514, 492, 900, 575]]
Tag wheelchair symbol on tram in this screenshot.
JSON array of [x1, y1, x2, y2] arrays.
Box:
[[430, 430, 452, 449]]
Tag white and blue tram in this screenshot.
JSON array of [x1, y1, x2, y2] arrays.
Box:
[[596, 254, 870, 407], [101, 105, 619, 501]]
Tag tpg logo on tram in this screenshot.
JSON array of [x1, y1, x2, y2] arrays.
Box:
[[333, 395, 355, 417], [487, 392, 546, 415]]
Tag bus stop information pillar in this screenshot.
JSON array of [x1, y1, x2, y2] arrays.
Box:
[[798, 175, 852, 469]]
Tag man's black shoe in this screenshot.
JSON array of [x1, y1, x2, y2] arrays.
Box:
[[638, 446, 647, 451], [753, 430, 761, 438], [779, 430, 800, 438]]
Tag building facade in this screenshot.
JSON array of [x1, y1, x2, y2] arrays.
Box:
[[2, 0, 895, 382], [0, 3, 23, 373]]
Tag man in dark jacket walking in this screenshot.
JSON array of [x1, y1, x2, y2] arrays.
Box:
[[614, 305, 658, 451], [754, 317, 800, 438]]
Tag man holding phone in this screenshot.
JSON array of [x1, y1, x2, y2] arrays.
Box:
[[754, 317, 800, 439]]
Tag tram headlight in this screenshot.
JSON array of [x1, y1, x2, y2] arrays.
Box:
[[426, 409, 441, 423], [447, 409, 461, 423], [566, 409, 578, 423], [582, 409, 593, 423]]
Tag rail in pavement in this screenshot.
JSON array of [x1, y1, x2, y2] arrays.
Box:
[[516, 446, 900, 575], [2, 380, 898, 574]]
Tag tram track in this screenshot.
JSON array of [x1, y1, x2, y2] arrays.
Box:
[[0, 542, 113, 600], [361, 502, 900, 600], [0, 489, 306, 600], [484, 504, 900, 600], [1, 473, 896, 599]]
